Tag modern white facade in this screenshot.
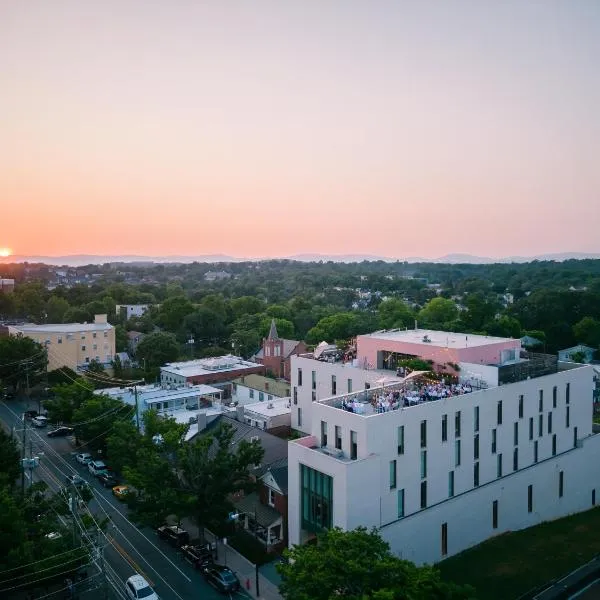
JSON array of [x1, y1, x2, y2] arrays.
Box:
[[288, 330, 600, 566], [116, 304, 150, 319], [239, 397, 292, 432]]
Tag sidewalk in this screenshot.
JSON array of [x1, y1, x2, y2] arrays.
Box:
[[183, 520, 283, 600]]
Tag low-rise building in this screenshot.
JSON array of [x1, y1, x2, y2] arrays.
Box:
[[127, 331, 146, 356], [237, 397, 291, 435], [117, 304, 151, 319], [231, 374, 290, 405], [558, 344, 596, 364], [9, 314, 115, 372], [0, 278, 15, 293], [253, 320, 307, 381]]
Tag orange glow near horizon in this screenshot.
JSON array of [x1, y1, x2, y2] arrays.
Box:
[[0, 248, 13, 258]]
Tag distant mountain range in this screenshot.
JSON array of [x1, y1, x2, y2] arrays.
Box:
[[2, 252, 600, 267]]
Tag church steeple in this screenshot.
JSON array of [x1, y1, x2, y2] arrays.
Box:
[[268, 318, 279, 340]]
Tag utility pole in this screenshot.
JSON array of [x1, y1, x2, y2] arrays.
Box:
[[134, 384, 140, 432], [20, 417, 27, 495]]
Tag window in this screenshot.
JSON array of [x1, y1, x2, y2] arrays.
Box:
[[441, 522, 448, 556], [390, 460, 397, 489], [92, 344, 97, 351], [297, 407, 302, 427], [518, 395, 524, 418], [574, 426, 578, 449], [335, 426, 342, 450], [474, 406, 479, 432], [347, 379, 352, 393], [527, 484, 533, 513], [350, 431, 357, 460], [539, 390, 543, 412], [514, 422, 519, 446], [320, 421, 328, 447], [538, 414, 543, 437], [103, 331, 108, 338], [293, 387, 298, 405], [312, 390, 316, 402], [81, 345, 86, 351], [420, 420, 427, 448], [513, 447, 519, 472], [566, 382, 570, 404], [474, 462, 480, 487], [297, 369, 303, 386], [497, 401, 503, 425], [474, 434, 479, 460], [497, 453, 503, 478], [57, 336, 62, 344], [455, 411, 461, 438], [492, 500, 498, 529], [331, 375, 336, 396], [300, 465, 333, 532], [552, 434, 557, 456], [420, 481, 427, 509], [397, 489, 405, 518], [442, 414, 448, 442], [534, 440, 538, 463], [559, 471, 564, 498], [259, 392, 265, 402], [92, 332, 97, 339], [455, 440, 461, 467], [448, 471, 455, 497], [420, 450, 427, 479], [311, 370, 316, 390], [268, 488, 276, 507], [81, 334, 85, 340], [566, 406, 570, 428], [492, 429, 497, 454], [553, 386, 557, 408], [365, 382, 371, 390], [397, 426, 404, 455], [548, 412, 553, 434], [249, 389, 255, 399]]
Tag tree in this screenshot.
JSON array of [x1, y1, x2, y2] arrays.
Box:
[[278, 527, 476, 600], [418, 298, 459, 328], [156, 296, 195, 332], [45, 295, 70, 323], [45, 382, 95, 424], [306, 312, 375, 345], [86, 359, 105, 373], [0, 335, 46, 392], [179, 422, 264, 534], [136, 332, 180, 369], [181, 307, 227, 346], [378, 299, 415, 330], [0, 428, 21, 487], [230, 296, 265, 320], [260, 317, 295, 339], [115, 324, 129, 352], [14, 282, 47, 321], [485, 316, 522, 339], [573, 317, 600, 349]]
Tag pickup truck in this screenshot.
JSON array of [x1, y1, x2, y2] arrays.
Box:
[[156, 524, 190, 547], [180, 543, 215, 570]]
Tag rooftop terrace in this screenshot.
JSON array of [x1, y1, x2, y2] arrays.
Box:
[[359, 328, 515, 349]]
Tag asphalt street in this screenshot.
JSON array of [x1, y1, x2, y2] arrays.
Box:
[[0, 396, 249, 600]]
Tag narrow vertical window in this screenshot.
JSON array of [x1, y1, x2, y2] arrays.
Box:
[[491, 428, 497, 454], [474, 462, 480, 487], [397, 426, 404, 455], [320, 421, 328, 447], [347, 379, 352, 393], [350, 430, 357, 460], [448, 471, 454, 498], [441, 414, 448, 442], [593, 489, 596, 506], [492, 500, 498, 529], [574, 426, 578, 448], [518, 395, 524, 418], [559, 471, 564, 498], [529, 417, 534, 440], [548, 411, 553, 434], [297, 407, 302, 427], [420, 450, 427, 479], [420, 481, 427, 509], [539, 390, 543, 412], [397, 489, 405, 518], [311, 370, 316, 390], [534, 440, 538, 463], [474, 406, 480, 432], [497, 453, 503, 478], [293, 386, 298, 405], [331, 375, 336, 396], [552, 434, 557, 456], [553, 386, 557, 408], [474, 434, 479, 460], [389, 460, 397, 489], [513, 422, 519, 446], [441, 522, 448, 556], [538, 414, 543, 437], [455, 439, 461, 467], [455, 411, 461, 438], [513, 447, 519, 472], [420, 420, 427, 448], [335, 425, 342, 450], [566, 406, 571, 428], [497, 401, 503, 425], [528, 484, 533, 513], [566, 382, 570, 404], [297, 368, 303, 386]]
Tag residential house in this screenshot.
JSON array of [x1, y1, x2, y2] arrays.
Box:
[[0, 278, 15, 293], [127, 331, 146, 356], [231, 374, 290, 405], [117, 304, 150, 319], [558, 345, 596, 364], [236, 397, 291, 436]]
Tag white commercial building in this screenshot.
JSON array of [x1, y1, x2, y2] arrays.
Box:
[[116, 304, 150, 319], [238, 397, 292, 433], [287, 329, 600, 566]]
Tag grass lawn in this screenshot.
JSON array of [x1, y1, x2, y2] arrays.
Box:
[[438, 507, 600, 600]]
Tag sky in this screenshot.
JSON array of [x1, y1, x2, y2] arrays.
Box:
[[1, 1, 599, 260]]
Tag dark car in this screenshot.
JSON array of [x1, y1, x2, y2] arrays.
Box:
[[204, 564, 240, 594], [97, 471, 118, 487], [65, 474, 89, 489], [181, 543, 214, 570], [47, 426, 74, 438], [24, 410, 39, 420], [157, 524, 190, 547]]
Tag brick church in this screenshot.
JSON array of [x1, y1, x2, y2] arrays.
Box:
[[254, 319, 307, 381]]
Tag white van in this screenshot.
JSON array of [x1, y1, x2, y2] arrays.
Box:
[[31, 416, 49, 428]]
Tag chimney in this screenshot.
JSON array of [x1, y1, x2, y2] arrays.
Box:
[[94, 314, 108, 324]]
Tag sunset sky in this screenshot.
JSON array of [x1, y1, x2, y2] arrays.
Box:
[[1, 1, 599, 259]]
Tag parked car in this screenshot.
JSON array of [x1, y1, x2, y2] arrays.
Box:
[[65, 474, 88, 488], [157, 524, 190, 547], [88, 460, 107, 476], [112, 485, 132, 500], [181, 543, 214, 570], [31, 416, 49, 428], [75, 453, 92, 465], [47, 426, 74, 438], [24, 410, 39, 420], [125, 574, 159, 600], [203, 564, 240, 594], [97, 471, 118, 488]]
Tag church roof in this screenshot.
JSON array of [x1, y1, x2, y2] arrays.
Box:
[[267, 319, 279, 340]]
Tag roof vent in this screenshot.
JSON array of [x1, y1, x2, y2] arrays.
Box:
[[422, 335, 431, 343]]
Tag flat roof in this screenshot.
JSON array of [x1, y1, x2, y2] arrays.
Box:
[[161, 355, 261, 378], [11, 322, 113, 333], [244, 397, 291, 418], [359, 328, 516, 349], [95, 383, 222, 405]]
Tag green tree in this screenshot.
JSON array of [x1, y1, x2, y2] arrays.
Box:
[[0, 428, 21, 487], [86, 359, 105, 373], [485, 316, 522, 339], [260, 317, 295, 339], [0, 335, 46, 393], [378, 299, 415, 329], [14, 282, 47, 321], [62, 306, 91, 323], [45, 382, 95, 424], [156, 296, 195, 331], [418, 298, 459, 328], [45, 295, 70, 323], [278, 527, 476, 600], [230, 296, 265, 320], [106, 420, 141, 474], [136, 332, 180, 369], [115, 324, 129, 352], [573, 317, 600, 349], [306, 312, 375, 345], [182, 307, 227, 346]]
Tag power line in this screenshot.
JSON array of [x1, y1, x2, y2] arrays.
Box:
[[0, 562, 93, 594], [0, 547, 86, 576]]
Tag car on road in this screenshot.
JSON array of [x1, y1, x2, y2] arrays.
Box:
[[88, 460, 108, 476], [24, 410, 39, 420], [97, 471, 119, 487], [181, 543, 214, 570], [47, 426, 74, 438], [112, 485, 132, 500], [203, 564, 240, 594], [156, 524, 190, 547], [125, 574, 159, 600], [66, 474, 89, 488], [75, 453, 92, 465], [31, 415, 49, 427]]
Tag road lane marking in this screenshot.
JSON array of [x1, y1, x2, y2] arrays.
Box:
[[107, 534, 155, 586]]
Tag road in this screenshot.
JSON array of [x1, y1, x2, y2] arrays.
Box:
[[0, 396, 248, 600]]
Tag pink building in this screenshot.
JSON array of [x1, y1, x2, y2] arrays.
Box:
[[356, 329, 521, 372]]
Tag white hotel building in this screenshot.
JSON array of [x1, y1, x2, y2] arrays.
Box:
[[288, 329, 600, 565]]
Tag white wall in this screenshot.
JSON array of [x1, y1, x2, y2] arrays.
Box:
[[288, 364, 597, 564], [232, 384, 279, 407], [459, 362, 499, 388]]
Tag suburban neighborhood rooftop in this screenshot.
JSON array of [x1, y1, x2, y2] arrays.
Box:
[[161, 355, 259, 377], [359, 328, 516, 349]]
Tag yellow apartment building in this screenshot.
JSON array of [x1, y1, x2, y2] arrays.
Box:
[[9, 314, 116, 372]]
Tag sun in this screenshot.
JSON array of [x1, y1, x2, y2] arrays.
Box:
[[0, 248, 12, 257]]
